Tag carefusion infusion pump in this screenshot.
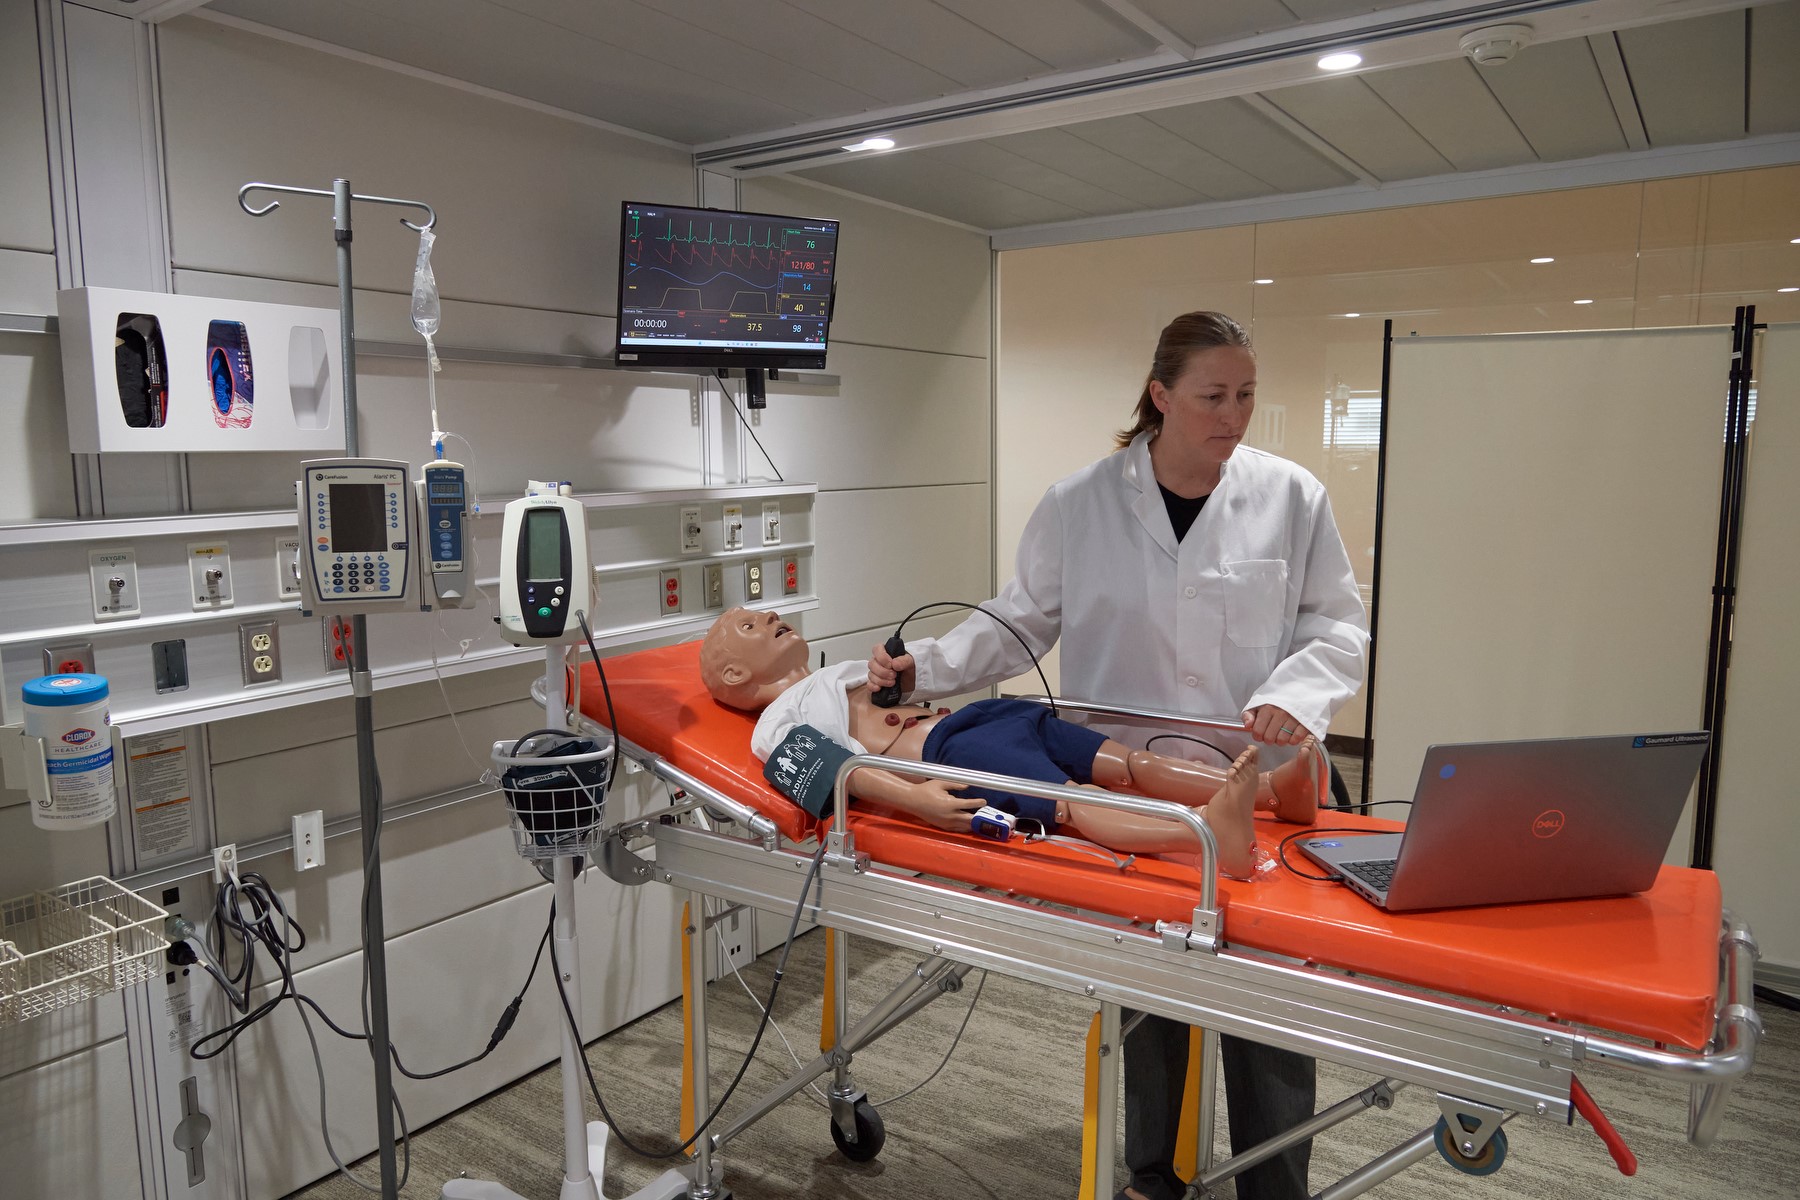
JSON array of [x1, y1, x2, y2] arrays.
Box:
[[498, 483, 592, 645], [296, 458, 422, 615], [418, 460, 472, 609]]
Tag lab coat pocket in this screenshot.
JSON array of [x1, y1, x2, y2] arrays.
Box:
[[1223, 559, 1289, 649]]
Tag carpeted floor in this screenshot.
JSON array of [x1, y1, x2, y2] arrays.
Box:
[[292, 918, 1800, 1200]]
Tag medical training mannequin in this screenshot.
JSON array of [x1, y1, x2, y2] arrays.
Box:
[[697, 608, 1320, 879], [868, 312, 1369, 1200]]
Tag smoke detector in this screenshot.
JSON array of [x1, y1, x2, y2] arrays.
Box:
[[1459, 24, 1534, 66]]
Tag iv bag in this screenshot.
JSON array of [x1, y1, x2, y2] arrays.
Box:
[[410, 228, 441, 341]]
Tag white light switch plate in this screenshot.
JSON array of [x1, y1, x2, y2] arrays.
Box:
[[292, 810, 324, 871]]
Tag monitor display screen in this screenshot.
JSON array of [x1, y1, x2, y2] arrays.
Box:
[[616, 202, 839, 370], [525, 509, 564, 581], [328, 484, 386, 553]]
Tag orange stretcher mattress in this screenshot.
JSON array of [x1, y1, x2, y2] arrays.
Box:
[[579, 643, 1723, 1050]]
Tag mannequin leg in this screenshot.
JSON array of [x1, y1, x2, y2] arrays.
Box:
[[1091, 738, 1316, 825], [1062, 747, 1258, 877]]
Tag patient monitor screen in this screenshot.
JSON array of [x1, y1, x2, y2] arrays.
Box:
[[617, 202, 838, 365], [525, 509, 563, 581], [328, 484, 386, 552]]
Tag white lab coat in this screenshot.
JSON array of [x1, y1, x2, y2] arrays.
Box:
[[906, 432, 1368, 758]]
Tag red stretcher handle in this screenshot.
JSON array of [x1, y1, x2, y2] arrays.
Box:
[[1571, 1075, 1638, 1176]]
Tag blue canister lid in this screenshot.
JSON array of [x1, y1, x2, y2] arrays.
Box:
[[22, 673, 110, 707]]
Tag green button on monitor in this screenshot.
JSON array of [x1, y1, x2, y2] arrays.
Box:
[[537, 606, 553, 617]]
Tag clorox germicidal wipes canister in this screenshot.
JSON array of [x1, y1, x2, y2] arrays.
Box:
[[22, 673, 115, 830]]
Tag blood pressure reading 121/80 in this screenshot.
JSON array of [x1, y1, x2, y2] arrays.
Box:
[[526, 509, 563, 581], [328, 484, 387, 552]]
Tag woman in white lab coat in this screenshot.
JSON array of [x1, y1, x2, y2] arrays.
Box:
[[870, 311, 1368, 1200]]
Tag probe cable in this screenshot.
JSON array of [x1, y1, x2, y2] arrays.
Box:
[[1273, 800, 1413, 882], [881, 601, 1057, 716]]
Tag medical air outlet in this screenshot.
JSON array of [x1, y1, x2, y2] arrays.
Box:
[[498, 484, 592, 645]]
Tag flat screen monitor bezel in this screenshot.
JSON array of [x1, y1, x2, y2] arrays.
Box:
[[614, 200, 839, 371]]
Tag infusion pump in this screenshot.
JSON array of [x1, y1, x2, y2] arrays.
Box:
[[296, 458, 422, 616]]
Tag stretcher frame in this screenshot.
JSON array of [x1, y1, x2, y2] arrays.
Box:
[[584, 700, 1759, 1200]]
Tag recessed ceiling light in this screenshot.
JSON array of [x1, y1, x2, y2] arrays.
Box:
[[1343, 312, 1361, 318], [1780, 286, 1799, 293], [1254, 278, 1274, 285], [1792, 237, 1800, 244], [843, 136, 895, 152], [1574, 299, 1594, 305], [1318, 51, 1362, 71], [1530, 257, 1554, 264]]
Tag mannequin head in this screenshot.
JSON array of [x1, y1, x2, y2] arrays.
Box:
[[699, 608, 812, 711]]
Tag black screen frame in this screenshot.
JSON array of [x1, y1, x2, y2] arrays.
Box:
[[613, 200, 840, 372]]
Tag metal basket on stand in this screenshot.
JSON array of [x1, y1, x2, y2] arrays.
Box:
[[488, 727, 614, 861], [0, 877, 169, 1026]]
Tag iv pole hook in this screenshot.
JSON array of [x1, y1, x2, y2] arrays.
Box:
[[237, 181, 437, 231]]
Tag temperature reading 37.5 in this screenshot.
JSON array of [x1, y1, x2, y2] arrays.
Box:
[[619, 202, 838, 353]]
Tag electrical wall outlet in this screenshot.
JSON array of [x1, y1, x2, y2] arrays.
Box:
[[188, 543, 235, 611], [323, 616, 353, 671], [680, 505, 703, 554], [238, 621, 281, 686], [212, 843, 238, 885], [722, 503, 744, 551], [292, 810, 324, 871], [659, 568, 683, 616], [745, 561, 764, 602], [42, 641, 95, 676], [89, 547, 141, 620], [703, 562, 724, 609], [761, 500, 781, 546], [275, 537, 303, 600], [782, 556, 799, 596]]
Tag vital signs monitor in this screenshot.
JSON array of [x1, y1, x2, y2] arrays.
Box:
[[498, 484, 591, 645]]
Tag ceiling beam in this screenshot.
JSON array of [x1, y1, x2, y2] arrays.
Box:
[[132, 0, 217, 22], [698, 0, 1779, 177], [989, 131, 1800, 250]]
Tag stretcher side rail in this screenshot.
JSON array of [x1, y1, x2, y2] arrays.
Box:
[[828, 752, 1222, 949]]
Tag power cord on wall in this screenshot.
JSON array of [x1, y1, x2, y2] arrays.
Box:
[[714, 369, 784, 482]]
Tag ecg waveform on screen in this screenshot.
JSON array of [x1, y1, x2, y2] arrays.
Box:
[[620, 205, 836, 350]]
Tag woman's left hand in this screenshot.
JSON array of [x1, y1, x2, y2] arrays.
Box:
[[1244, 705, 1310, 746]]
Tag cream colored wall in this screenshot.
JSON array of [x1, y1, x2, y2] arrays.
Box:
[[997, 166, 1800, 741]]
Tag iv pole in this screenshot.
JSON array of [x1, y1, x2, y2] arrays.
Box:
[[238, 178, 436, 1200]]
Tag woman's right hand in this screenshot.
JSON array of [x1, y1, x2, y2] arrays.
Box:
[[868, 641, 917, 696]]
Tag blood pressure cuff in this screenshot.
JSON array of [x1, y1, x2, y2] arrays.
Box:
[[762, 724, 855, 819]]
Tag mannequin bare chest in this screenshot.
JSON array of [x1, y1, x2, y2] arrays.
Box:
[[845, 686, 950, 761]]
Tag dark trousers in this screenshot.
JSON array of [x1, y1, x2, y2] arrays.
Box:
[[1122, 1014, 1316, 1200]]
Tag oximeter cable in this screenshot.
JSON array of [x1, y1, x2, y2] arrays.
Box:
[[872, 600, 1056, 714]]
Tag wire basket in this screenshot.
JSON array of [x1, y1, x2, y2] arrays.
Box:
[[488, 730, 613, 862], [0, 877, 169, 1026]]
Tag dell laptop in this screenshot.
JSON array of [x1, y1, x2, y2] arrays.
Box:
[[1298, 732, 1709, 911]]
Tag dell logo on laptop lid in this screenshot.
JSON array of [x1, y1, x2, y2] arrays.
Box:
[[1532, 809, 1567, 838]]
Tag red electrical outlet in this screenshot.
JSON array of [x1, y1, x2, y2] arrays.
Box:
[[323, 616, 355, 671], [782, 557, 799, 596], [660, 569, 683, 616]]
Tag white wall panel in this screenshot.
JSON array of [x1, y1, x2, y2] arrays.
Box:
[[235, 874, 681, 1199], [0, 0, 53, 255], [741, 176, 992, 359], [808, 484, 991, 642], [156, 16, 693, 319], [0, 328, 78, 522], [753, 342, 990, 491], [0, 247, 59, 316], [0, 1033, 143, 1199], [0, 801, 112, 892], [1713, 324, 1800, 968], [0, 986, 126, 1077], [1373, 329, 1727, 815]]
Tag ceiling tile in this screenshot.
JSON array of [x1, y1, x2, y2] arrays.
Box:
[[1135, 0, 1297, 46], [924, 141, 1143, 214], [1749, 2, 1800, 135], [943, 0, 1163, 68], [800, 152, 1088, 228], [1260, 76, 1455, 181], [1361, 59, 1537, 172], [1478, 36, 1627, 162], [636, 0, 965, 105], [1143, 98, 1354, 193], [1059, 113, 1277, 201], [779, 0, 1053, 86], [991, 128, 1205, 210], [1619, 11, 1746, 146]]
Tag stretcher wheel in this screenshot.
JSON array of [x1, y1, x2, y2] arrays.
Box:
[[830, 1100, 885, 1163], [1433, 1117, 1507, 1176]]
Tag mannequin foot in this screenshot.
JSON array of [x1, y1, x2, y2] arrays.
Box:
[[1208, 745, 1258, 878], [1257, 737, 1319, 824]]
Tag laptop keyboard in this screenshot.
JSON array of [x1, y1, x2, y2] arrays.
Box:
[[1341, 858, 1399, 891]]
